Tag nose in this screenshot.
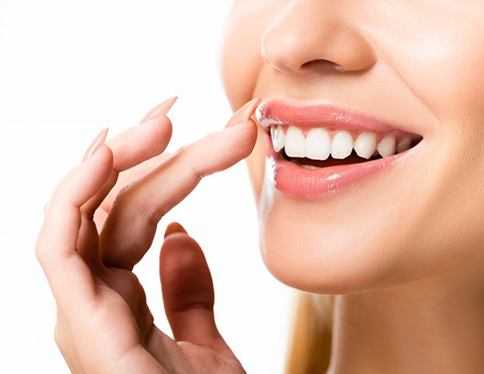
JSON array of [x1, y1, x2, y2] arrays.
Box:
[[261, 1, 376, 74]]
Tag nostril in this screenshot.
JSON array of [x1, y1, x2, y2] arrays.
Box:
[[301, 59, 343, 73]]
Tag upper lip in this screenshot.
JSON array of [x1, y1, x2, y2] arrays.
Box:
[[253, 98, 422, 138]]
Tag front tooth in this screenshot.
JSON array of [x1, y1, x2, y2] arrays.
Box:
[[331, 131, 354, 159], [285, 126, 306, 158], [271, 125, 285, 152], [377, 135, 396, 157], [354, 132, 377, 159], [396, 136, 412, 153], [306, 128, 331, 160]]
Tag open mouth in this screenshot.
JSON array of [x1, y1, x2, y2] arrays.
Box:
[[253, 99, 424, 199], [271, 124, 423, 169]]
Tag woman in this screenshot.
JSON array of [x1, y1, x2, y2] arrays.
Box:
[[36, 1, 484, 373]]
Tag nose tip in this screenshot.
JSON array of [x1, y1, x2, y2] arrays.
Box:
[[261, 9, 376, 75]]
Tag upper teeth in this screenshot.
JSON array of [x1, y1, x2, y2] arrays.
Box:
[[271, 125, 413, 160]]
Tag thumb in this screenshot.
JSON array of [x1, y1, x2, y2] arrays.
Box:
[[160, 222, 234, 357]]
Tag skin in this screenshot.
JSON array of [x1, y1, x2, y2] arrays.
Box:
[[36, 99, 259, 373], [36, 1, 484, 373], [219, 0, 484, 373]]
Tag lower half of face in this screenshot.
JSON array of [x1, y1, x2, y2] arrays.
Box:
[[220, 0, 484, 294]]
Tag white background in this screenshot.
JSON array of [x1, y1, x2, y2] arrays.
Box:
[[0, 1, 293, 372]]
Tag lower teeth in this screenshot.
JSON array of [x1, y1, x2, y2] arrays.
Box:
[[284, 150, 382, 168]]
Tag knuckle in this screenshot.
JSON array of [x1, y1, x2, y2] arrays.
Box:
[[114, 179, 159, 227], [176, 145, 202, 180], [111, 183, 132, 208]]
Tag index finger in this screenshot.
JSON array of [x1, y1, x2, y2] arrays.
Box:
[[100, 99, 260, 269]]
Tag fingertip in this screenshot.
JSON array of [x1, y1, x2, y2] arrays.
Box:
[[153, 115, 173, 147], [225, 98, 261, 128], [66, 144, 114, 207], [164, 221, 187, 238], [109, 115, 173, 171], [160, 233, 207, 280], [83, 127, 109, 161], [83, 143, 114, 170], [140, 114, 173, 153], [141, 96, 178, 124], [225, 119, 258, 157]]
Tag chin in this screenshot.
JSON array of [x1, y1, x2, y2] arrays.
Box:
[[258, 209, 396, 295]]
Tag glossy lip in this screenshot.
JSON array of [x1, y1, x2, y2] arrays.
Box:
[[268, 140, 420, 200], [253, 99, 424, 200], [255, 98, 423, 138]]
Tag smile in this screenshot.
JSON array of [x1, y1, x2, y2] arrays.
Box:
[[254, 99, 424, 199]]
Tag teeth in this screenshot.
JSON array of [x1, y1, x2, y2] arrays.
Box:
[[396, 136, 412, 153], [331, 131, 354, 159], [377, 135, 396, 157], [354, 132, 377, 159], [271, 125, 286, 152], [306, 128, 331, 160], [271, 125, 415, 161], [284, 126, 306, 158]]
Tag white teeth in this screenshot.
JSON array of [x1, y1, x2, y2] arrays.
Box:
[[284, 126, 306, 158], [377, 135, 396, 157], [354, 132, 377, 160], [270, 125, 415, 161], [331, 131, 354, 159], [271, 125, 286, 152], [396, 136, 412, 153], [306, 128, 331, 160]]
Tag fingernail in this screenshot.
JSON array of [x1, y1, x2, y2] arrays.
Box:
[[164, 222, 187, 238], [83, 128, 109, 161], [225, 98, 261, 128], [141, 96, 178, 124]]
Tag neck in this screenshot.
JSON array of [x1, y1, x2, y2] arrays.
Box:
[[328, 271, 484, 374]]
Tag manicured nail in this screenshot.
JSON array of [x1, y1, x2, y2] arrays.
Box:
[[164, 222, 187, 238], [83, 128, 109, 161], [225, 98, 261, 128], [141, 96, 178, 124]]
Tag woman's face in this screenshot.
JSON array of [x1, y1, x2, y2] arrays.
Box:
[[219, 1, 484, 293]]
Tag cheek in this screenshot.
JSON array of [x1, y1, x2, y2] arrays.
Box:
[[219, 4, 267, 110], [385, 19, 484, 268], [219, 3, 279, 200], [370, 11, 484, 133]]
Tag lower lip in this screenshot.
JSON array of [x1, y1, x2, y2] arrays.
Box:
[[265, 134, 416, 200]]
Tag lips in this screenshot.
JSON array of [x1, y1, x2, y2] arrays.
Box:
[[253, 99, 424, 199]]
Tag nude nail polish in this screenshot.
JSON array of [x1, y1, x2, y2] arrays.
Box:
[[225, 98, 261, 128], [141, 96, 178, 124], [83, 128, 109, 161]]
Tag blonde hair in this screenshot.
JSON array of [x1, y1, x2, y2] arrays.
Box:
[[285, 293, 334, 374]]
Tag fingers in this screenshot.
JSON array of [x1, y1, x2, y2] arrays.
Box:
[[98, 98, 259, 270], [159, 224, 234, 356], [108, 97, 175, 171], [36, 132, 114, 304], [81, 98, 176, 220], [100, 117, 258, 269]]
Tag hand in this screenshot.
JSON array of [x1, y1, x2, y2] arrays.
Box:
[[36, 97, 260, 373]]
